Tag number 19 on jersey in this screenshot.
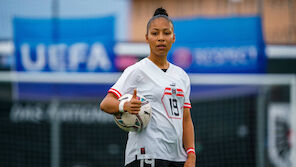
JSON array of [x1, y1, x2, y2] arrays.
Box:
[[161, 87, 184, 119]]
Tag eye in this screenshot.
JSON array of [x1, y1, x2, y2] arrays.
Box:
[[165, 32, 171, 35], [151, 32, 157, 36]]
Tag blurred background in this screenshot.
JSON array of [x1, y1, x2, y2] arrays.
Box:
[[0, 0, 295, 167]]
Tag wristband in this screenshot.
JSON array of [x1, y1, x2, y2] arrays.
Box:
[[186, 147, 195, 155], [118, 101, 126, 113]]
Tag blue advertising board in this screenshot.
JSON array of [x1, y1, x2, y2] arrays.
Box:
[[168, 16, 266, 73], [13, 16, 116, 100], [14, 16, 116, 72], [13, 16, 266, 100]]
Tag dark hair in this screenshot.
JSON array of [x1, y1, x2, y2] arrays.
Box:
[[153, 7, 168, 17], [146, 7, 174, 35]]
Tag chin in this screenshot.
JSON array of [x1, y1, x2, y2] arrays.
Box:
[[157, 51, 168, 56]]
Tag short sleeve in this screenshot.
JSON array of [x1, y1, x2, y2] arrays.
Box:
[[183, 74, 192, 109], [108, 65, 139, 99]]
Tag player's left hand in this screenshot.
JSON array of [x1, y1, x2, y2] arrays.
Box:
[[184, 153, 196, 167], [123, 89, 141, 114]]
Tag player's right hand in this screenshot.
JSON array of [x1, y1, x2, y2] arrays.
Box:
[[124, 89, 141, 114]]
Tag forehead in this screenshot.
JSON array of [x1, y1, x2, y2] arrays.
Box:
[[149, 17, 173, 30]]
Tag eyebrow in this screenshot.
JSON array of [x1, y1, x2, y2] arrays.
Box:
[[151, 28, 171, 31]]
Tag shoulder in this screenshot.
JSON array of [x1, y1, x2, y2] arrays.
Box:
[[122, 58, 148, 76], [123, 59, 142, 71], [170, 63, 190, 80], [170, 63, 191, 87]]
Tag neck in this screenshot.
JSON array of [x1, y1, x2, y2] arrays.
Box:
[[148, 54, 169, 69]]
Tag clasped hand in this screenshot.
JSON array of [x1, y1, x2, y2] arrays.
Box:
[[123, 89, 142, 114]]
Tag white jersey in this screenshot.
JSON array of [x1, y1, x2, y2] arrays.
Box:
[[108, 58, 192, 165]]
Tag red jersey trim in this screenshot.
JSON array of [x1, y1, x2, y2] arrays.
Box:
[[108, 88, 121, 99], [184, 103, 192, 108], [177, 89, 183, 92]]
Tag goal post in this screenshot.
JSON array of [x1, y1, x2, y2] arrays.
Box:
[[291, 77, 296, 167]]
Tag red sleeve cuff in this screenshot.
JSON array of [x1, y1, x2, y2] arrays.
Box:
[[108, 88, 122, 99], [184, 103, 192, 108]]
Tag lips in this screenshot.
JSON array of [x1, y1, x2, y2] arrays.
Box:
[[156, 44, 166, 49]]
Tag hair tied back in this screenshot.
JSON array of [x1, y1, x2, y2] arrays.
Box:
[[153, 7, 169, 17]]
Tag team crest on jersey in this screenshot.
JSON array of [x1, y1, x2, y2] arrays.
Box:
[[172, 88, 176, 95]]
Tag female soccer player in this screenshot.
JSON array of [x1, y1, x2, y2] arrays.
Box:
[[100, 7, 196, 167]]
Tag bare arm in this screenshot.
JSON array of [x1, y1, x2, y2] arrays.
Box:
[[100, 93, 120, 114], [183, 107, 196, 167], [100, 89, 141, 114]]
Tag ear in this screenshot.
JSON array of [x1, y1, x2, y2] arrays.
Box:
[[173, 33, 176, 43], [145, 34, 149, 43]]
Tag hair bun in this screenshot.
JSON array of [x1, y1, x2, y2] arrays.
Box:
[[153, 7, 168, 17]]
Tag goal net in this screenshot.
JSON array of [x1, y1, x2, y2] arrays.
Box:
[[0, 72, 295, 167], [189, 74, 296, 167]]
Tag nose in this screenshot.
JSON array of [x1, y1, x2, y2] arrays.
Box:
[[157, 33, 164, 42]]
